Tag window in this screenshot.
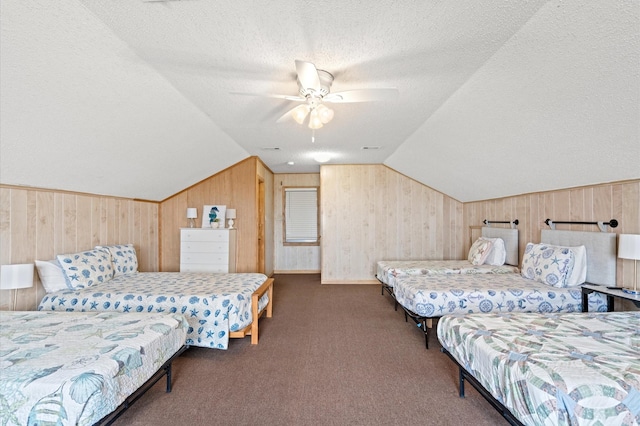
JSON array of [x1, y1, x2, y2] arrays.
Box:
[[284, 187, 319, 245]]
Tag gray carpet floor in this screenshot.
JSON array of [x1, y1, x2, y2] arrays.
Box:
[[113, 274, 508, 425]]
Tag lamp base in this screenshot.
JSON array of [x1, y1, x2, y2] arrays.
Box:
[[622, 288, 640, 296], [228, 219, 234, 229], [188, 218, 196, 228]]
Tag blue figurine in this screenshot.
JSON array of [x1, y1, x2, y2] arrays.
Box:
[[209, 206, 219, 225]]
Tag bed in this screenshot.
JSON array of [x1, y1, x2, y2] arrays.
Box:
[[438, 311, 640, 425], [394, 230, 617, 348], [0, 310, 188, 426], [376, 226, 520, 299], [39, 272, 273, 349]]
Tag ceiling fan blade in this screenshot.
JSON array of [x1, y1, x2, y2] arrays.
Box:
[[295, 60, 321, 93], [323, 88, 399, 103], [276, 105, 301, 123], [229, 92, 305, 102]]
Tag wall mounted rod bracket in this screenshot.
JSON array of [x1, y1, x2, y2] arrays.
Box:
[[483, 219, 519, 229], [544, 218, 618, 232]]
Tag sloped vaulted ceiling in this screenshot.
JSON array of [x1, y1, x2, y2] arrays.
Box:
[[1, 0, 638, 202]]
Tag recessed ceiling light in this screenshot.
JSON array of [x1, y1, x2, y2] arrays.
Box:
[[287, 161, 295, 166]]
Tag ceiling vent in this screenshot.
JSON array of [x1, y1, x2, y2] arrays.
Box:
[[261, 147, 281, 151], [361, 146, 381, 150]]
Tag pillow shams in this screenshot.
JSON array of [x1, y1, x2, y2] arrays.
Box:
[[95, 244, 138, 276], [468, 238, 493, 265], [56, 249, 114, 289], [35, 259, 68, 293], [521, 243, 575, 287]]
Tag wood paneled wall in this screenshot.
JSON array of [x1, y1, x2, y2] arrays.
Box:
[[320, 165, 464, 283], [274, 173, 321, 273], [0, 186, 159, 311], [464, 180, 640, 292], [159, 157, 274, 275]]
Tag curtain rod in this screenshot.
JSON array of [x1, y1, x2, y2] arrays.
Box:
[[544, 218, 618, 232], [483, 219, 518, 229]]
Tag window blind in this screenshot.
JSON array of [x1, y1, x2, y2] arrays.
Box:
[[285, 188, 318, 243]]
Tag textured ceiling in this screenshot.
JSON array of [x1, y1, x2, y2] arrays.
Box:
[[1, 0, 638, 201]]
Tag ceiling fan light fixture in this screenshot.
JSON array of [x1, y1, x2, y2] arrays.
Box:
[[292, 104, 310, 125], [317, 104, 334, 124], [308, 109, 323, 129]]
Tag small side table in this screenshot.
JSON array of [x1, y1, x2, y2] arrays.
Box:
[[581, 283, 640, 312]]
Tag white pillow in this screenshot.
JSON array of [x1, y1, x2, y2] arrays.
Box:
[[480, 237, 506, 266], [565, 245, 587, 286], [468, 238, 493, 265], [35, 259, 69, 293], [95, 244, 138, 276]]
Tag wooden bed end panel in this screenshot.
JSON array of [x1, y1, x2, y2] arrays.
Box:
[[229, 277, 274, 345]]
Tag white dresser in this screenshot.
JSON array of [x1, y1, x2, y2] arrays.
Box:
[[180, 228, 237, 273]]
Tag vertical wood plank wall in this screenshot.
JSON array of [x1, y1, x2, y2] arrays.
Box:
[[320, 165, 464, 283], [159, 157, 274, 275], [274, 173, 321, 273], [464, 180, 640, 292], [0, 186, 159, 311], [2, 171, 638, 308]]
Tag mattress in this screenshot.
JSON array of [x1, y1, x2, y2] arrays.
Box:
[[0, 311, 187, 426], [376, 260, 519, 288], [393, 273, 608, 317], [437, 311, 640, 425], [38, 272, 269, 349]]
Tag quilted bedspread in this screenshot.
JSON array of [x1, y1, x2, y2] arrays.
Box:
[[376, 260, 519, 287], [0, 311, 187, 426], [38, 272, 269, 349], [393, 273, 608, 317], [438, 311, 640, 425]]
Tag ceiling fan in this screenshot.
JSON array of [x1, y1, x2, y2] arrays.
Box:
[[243, 60, 399, 129]]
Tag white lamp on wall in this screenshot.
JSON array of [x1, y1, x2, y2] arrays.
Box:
[[618, 234, 640, 295], [227, 209, 236, 229], [186, 208, 198, 228], [1, 263, 34, 310]]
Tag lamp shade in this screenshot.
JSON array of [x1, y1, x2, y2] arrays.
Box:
[[186, 208, 198, 219], [308, 109, 323, 129], [0, 264, 34, 290], [291, 105, 310, 125], [226, 209, 236, 219], [618, 234, 640, 260]]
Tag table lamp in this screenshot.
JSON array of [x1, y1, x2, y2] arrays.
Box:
[[1, 263, 34, 310], [618, 234, 640, 295], [227, 209, 236, 229], [186, 208, 198, 228]]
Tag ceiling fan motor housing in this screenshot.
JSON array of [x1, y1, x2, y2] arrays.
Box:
[[298, 69, 334, 98]]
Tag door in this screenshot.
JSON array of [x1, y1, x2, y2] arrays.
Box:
[[258, 178, 265, 273]]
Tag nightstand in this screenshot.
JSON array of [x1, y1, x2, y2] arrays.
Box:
[[581, 283, 640, 312]]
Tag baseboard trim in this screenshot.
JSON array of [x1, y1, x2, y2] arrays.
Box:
[[320, 279, 379, 285], [273, 270, 321, 274]]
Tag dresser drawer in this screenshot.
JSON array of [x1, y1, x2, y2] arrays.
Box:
[[180, 263, 229, 273], [180, 252, 229, 264], [179, 228, 236, 273], [181, 229, 229, 243], [180, 241, 228, 253]]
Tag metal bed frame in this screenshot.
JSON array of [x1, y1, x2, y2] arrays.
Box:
[[441, 347, 525, 426]]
